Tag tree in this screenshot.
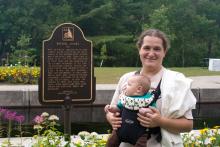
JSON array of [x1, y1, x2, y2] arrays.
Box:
[[9, 34, 36, 65], [17, 34, 31, 50]]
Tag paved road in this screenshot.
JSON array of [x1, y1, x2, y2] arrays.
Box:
[[189, 76, 220, 89], [0, 76, 220, 91], [97, 76, 220, 89]]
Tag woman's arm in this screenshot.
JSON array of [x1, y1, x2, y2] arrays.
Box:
[[106, 110, 122, 130], [137, 107, 193, 134]]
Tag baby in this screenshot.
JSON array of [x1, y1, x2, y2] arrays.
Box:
[[105, 75, 160, 147]]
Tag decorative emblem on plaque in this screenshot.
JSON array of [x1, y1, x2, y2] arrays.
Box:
[[62, 27, 74, 41]]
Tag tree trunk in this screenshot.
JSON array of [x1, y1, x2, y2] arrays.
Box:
[[100, 59, 103, 67], [182, 48, 185, 67], [0, 37, 6, 59], [207, 40, 212, 58]]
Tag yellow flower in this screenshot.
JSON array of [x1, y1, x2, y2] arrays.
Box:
[[210, 136, 216, 142], [0, 66, 40, 84], [31, 67, 40, 78], [214, 126, 220, 129], [200, 129, 205, 135], [200, 128, 208, 135], [21, 68, 28, 75], [10, 68, 17, 77]]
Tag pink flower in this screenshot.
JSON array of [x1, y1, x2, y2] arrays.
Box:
[[4, 110, 17, 120], [0, 108, 7, 114], [15, 115, 25, 123], [33, 115, 44, 124]]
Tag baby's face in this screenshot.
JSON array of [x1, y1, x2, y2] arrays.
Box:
[[125, 77, 139, 96]]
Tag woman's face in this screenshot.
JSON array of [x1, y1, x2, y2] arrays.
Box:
[[139, 36, 166, 70]]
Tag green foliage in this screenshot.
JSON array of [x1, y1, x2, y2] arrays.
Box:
[[9, 49, 37, 66], [91, 35, 135, 67], [0, 0, 220, 67], [32, 112, 63, 147], [143, 5, 176, 41], [88, 35, 132, 46], [5, 34, 37, 66], [16, 34, 31, 50], [106, 40, 138, 67]]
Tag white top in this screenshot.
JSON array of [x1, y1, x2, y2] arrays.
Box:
[[110, 67, 197, 147]]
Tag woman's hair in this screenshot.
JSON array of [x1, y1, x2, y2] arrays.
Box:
[[136, 29, 170, 51]]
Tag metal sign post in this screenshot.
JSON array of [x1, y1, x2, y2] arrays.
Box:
[[63, 95, 71, 141]]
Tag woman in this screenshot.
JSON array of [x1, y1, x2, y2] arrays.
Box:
[[105, 29, 197, 147]]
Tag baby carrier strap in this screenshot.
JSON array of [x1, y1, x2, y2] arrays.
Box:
[[150, 79, 162, 105], [149, 80, 162, 142]]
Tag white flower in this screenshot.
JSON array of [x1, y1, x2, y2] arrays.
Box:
[[73, 138, 84, 146], [33, 124, 43, 130], [41, 112, 49, 117], [102, 134, 110, 141], [48, 114, 59, 121], [78, 131, 90, 136], [90, 132, 98, 138], [78, 131, 90, 140]]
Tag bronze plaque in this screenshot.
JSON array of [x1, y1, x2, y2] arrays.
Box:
[[39, 23, 95, 104]]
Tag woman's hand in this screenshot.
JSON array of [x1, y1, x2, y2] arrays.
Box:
[[137, 106, 161, 128], [105, 105, 122, 130], [138, 107, 193, 134]]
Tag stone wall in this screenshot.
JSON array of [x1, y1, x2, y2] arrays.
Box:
[[0, 84, 220, 124]]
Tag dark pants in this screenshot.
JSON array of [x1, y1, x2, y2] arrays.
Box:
[[106, 130, 149, 147]]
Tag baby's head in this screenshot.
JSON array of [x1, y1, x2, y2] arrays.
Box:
[[125, 75, 151, 96]]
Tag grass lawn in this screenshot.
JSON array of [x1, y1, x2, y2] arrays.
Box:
[[94, 67, 220, 84]]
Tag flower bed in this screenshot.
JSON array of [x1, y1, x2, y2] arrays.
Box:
[[1, 129, 220, 147], [0, 66, 39, 84], [1, 110, 220, 146], [0, 134, 109, 147], [182, 126, 220, 146]]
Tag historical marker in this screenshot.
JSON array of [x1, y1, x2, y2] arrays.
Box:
[[39, 23, 95, 104]]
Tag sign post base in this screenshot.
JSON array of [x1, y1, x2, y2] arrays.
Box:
[[63, 95, 71, 141]]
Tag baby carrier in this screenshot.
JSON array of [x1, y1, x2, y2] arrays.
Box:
[[117, 75, 162, 145]]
